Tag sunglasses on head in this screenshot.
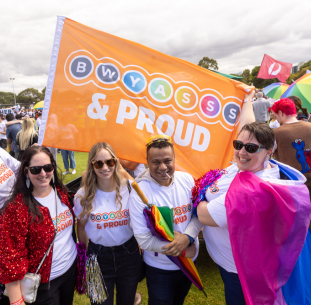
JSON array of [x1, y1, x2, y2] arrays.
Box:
[[28, 163, 54, 175], [92, 158, 116, 169], [233, 140, 267, 154]]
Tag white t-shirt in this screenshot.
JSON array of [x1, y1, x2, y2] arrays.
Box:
[[134, 163, 145, 177], [0, 122, 7, 139], [35, 188, 77, 280], [129, 171, 199, 270], [204, 163, 280, 273], [0, 149, 20, 208], [36, 117, 42, 129], [74, 184, 133, 247], [269, 120, 280, 129]]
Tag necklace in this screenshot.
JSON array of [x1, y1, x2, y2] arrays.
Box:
[[102, 191, 113, 202]]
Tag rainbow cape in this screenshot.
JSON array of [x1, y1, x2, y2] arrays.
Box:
[[225, 160, 311, 304], [143, 205, 206, 295]]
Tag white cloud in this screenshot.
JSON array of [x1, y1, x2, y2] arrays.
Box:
[[1, 0, 311, 94]]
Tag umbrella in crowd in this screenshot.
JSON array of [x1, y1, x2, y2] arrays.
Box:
[[33, 100, 44, 109], [131, 181, 207, 296], [282, 73, 311, 112], [263, 82, 289, 99]]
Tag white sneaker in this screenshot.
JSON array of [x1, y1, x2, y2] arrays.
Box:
[[62, 170, 71, 175], [71, 169, 76, 175]]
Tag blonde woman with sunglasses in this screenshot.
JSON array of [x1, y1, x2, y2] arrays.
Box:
[[74, 142, 141, 305]]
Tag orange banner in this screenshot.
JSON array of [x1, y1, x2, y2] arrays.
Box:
[[39, 17, 253, 178]]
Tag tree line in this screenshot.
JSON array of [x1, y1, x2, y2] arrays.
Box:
[[0, 87, 45, 107]]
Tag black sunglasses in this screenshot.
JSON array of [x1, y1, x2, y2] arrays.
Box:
[[28, 163, 54, 175], [92, 158, 116, 169], [233, 140, 267, 154]]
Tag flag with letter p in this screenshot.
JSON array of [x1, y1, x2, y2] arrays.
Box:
[[257, 54, 292, 82], [39, 16, 254, 178]]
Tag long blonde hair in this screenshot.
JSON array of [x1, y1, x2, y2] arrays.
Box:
[[16, 118, 37, 150], [78, 142, 126, 219]]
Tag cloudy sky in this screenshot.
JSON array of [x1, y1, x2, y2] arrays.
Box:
[[1, 0, 310, 94]]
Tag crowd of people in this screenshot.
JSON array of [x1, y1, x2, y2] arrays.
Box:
[[0, 91, 310, 305]]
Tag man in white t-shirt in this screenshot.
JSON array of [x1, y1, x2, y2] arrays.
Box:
[[129, 135, 201, 305]]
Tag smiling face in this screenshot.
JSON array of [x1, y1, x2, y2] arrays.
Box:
[[147, 146, 175, 186], [27, 152, 54, 191], [93, 148, 115, 182], [234, 130, 272, 173]]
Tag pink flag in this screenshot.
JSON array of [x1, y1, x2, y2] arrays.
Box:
[[258, 54, 292, 82]]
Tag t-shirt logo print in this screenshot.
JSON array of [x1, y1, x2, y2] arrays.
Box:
[[292, 139, 311, 173]]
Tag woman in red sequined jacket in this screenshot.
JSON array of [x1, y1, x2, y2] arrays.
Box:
[[0, 146, 77, 305]]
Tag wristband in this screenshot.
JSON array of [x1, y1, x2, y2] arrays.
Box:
[[181, 249, 186, 257], [11, 297, 24, 305], [244, 98, 252, 103]]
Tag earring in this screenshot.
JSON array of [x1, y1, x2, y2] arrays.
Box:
[[26, 176, 30, 188], [52, 174, 55, 184]]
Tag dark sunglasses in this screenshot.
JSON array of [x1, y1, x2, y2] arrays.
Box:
[[92, 158, 116, 169], [28, 163, 54, 175], [233, 140, 267, 154]]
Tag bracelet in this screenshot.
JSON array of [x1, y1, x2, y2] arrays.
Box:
[[11, 297, 24, 305], [244, 98, 252, 103], [181, 249, 186, 257]]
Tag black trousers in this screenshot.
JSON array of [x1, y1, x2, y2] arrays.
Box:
[[26, 258, 77, 305], [88, 236, 141, 305]]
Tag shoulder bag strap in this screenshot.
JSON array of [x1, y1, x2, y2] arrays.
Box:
[[35, 187, 58, 274]]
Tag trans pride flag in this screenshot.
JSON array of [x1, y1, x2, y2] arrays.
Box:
[[225, 161, 311, 304]]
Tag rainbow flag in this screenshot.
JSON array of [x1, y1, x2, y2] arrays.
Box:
[[143, 205, 206, 295], [225, 160, 311, 304]]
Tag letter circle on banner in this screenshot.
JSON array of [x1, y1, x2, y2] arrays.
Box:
[[174, 86, 198, 111], [148, 78, 173, 103], [122, 70, 147, 94], [95, 63, 120, 84], [69, 55, 94, 80], [222, 102, 240, 126], [199, 94, 221, 119]]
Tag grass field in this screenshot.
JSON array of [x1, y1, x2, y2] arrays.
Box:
[[57, 152, 225, 305]]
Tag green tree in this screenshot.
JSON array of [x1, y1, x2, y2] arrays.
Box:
[[42, 87, 46, 100], [0, 92, 15, 105], [16, 88, 44, 105], [198, 57, 219, 70], [240, 69, 252, 85], [286, 60, 311, 84]]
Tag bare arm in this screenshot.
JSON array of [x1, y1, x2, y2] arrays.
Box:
[[5, 281, 25, 305], [197, 201, 219, 227], [119, 159, 140, 171], [5, 120, 23, 127], [238, 91, 256, 132], [77, 219, 89, 247]]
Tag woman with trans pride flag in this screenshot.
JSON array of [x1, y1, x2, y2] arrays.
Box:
[[196, 121, 311, 305]]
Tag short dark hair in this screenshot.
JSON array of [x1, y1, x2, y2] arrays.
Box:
[[16, 114, 22, 120], [146, 140, 174, 157], [6, 113, 14, 121], [238, 122, 275, 150]]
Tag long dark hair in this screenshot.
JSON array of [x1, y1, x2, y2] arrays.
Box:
[[0, 146, 67, 222], [288, 96, 309, 118]]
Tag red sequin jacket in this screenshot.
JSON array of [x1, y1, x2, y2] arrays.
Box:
[[0, 187, 75, 284]]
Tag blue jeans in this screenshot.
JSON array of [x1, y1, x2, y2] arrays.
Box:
[[60, 150, 76, 169], [87, 236, 141, 305], [217, 265, 246, 305], [146, 262, 194, 305]]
